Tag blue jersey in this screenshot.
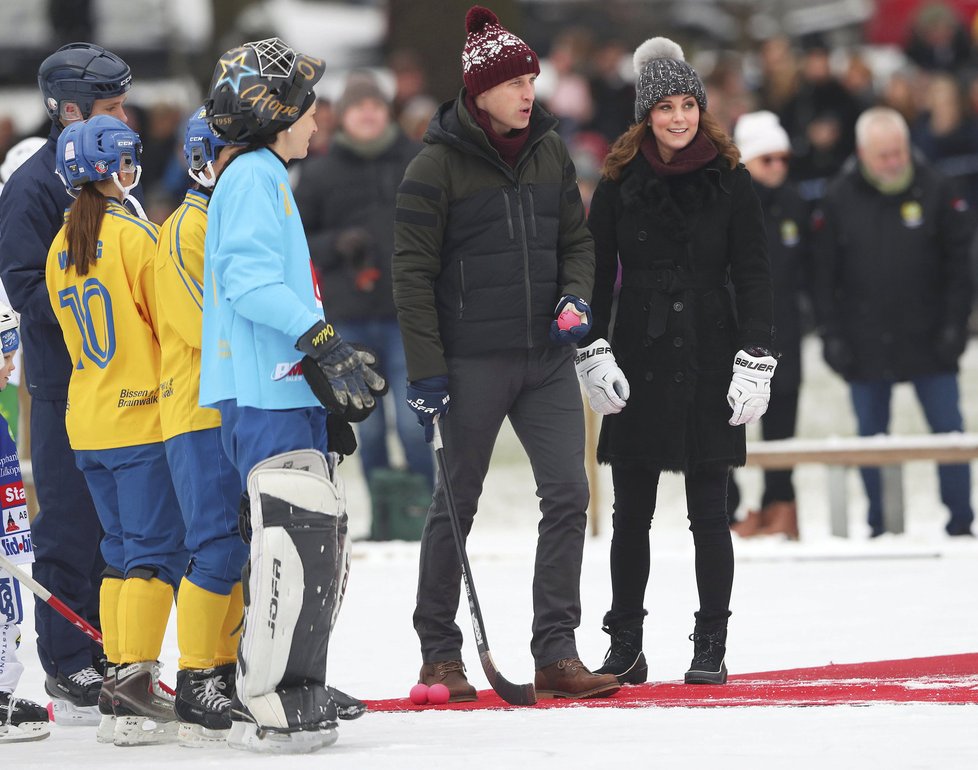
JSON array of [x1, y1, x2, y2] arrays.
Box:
[[200, 148, 323, 409]]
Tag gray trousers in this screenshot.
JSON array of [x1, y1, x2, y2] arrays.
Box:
[[413, 346, 589, 669]]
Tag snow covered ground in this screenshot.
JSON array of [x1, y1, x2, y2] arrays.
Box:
[[5, 336, 978, 767]]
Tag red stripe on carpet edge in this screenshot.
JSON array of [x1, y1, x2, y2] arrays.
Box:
[[363, 653, 978, 712]]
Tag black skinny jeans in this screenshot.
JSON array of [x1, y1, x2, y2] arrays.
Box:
[[604, 465, 734, 632]]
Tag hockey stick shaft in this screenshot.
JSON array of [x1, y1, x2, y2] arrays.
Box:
[[0, 550, 103, 645], [431, 416, 536, 706]]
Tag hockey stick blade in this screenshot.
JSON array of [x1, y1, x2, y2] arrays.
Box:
[[433, 416, 537, 706]]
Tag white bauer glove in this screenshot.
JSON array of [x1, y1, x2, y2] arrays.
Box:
[[574, 339, 630, 415], [727, 347, 778, 426]]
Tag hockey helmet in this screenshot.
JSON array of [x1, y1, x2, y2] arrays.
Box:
[[38, 43, 132, 122], [56, 115, 142, 195], [206, 37, 325, 143], [184, 104, 233, 187], [0, 300, 19, 356]]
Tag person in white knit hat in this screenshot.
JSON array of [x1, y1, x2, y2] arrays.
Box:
[[578, 37, 775, 688], [729, 111, 811, 541]]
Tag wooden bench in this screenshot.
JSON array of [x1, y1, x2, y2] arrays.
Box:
[[745, 433, 978, 537]]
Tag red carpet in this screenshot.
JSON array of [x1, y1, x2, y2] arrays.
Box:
[[364, 653, 978, 711]]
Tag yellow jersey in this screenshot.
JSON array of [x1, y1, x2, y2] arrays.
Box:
[[155, 189, 221, 440], [46, 200, 163, 450]]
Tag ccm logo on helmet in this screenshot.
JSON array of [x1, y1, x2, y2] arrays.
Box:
[[735, 356, 775, 372]]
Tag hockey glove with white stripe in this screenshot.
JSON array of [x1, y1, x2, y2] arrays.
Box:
[[406, 375, 450, 443], [296, 321, 387, 422], [727, 347, 778, 426], [574, 339, 629, 415]]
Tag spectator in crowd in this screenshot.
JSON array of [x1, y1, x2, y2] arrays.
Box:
[[544, 28, 596, 142], [912, 72, 978, 204], [294, 70, 435, 503], [586, 39, 636, 145], [389, 48, 430, 122], [0, 42, 132, 726], [881, 67, 923, 127], [906, 1, 973, 73], [398, 94, 439, 142], [813, 106, 974, 537], [754, 35, 799, 116], [581, 38, 774, 687], [730, 111, 810, 540], [393, 5, 619, 702]]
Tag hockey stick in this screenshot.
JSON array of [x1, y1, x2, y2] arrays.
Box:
[[0, 551, 102, 644], [431, 416, 536, 706]]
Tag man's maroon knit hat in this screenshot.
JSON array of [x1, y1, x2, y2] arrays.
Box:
[[461, 6, 540, 96]]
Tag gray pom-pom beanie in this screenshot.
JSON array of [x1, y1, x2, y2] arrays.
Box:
[[633, 37, 707, 123]]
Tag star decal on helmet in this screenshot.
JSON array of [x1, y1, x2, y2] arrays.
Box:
[[215, 51, 259, 94]]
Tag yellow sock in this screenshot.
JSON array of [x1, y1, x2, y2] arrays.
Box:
[[177, 577, 231, 670], [214, 582, 244, 666], [99, 577, 124, 664], [117, 577, 174, 664]]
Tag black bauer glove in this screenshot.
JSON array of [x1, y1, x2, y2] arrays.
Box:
[[296, 320, 388, 422]]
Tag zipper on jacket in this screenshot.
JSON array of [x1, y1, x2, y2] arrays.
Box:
[[515, 184, 533, 348], [500, 189, 515, 239], [458, 260, 466, 318], [526, 184, 537, 237]]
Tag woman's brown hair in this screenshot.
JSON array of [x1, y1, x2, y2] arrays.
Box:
[[601, 107, 741, 181], [63, 184, 107, 276]]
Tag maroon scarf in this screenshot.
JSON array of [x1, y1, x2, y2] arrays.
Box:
[[464, 93, 529, 169], [640, 129, 718, 176]]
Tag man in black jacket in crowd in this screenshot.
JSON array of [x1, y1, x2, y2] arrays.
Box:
[[813, 106, 974, 537]]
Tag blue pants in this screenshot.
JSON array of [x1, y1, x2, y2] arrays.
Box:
[[75, 443, 189, 587], [30, 397, 103, 678], [165, 428, 246, 594], [340, 318, 435, 488], [850, 374, 975, 535], [215, 401, 327, 490]]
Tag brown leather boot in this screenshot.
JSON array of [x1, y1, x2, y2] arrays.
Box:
[[535, 657, 620, 699], [730, 508, 767, 538], [418, 660, 477, 702], [756, 501, 799, 540]]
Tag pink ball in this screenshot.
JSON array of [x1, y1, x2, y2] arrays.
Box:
[[409, 683, 429, 705], [557, 307, 579, 331], [427, 683, 451, 705]]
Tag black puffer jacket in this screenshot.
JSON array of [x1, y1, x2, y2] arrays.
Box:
[[583, 153, 773, 472], [813, 158, 974, 381], [393, 93, 593, 381]]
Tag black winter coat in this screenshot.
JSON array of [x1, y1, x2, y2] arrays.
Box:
[[583, 154, 773, 472], [293, 129, 421, 322], [813, 159, 974, 381], [754, 182, 811, 393]]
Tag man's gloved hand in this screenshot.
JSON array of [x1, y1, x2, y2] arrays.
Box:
[[727, 347, 778, 426], [574, 339, 630, 415], [550, 295, 592, 344], [822, 335, 855, 378], [296, 320, 387, 422], [406, 375, 450, 443], [334, 227, 373, 268], [935, 324, 966, 368]]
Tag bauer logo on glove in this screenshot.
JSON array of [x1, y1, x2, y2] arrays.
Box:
[[727, 347, 778, 426]]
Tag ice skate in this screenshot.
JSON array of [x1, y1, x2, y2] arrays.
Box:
[[175, 663, 234, 747], [96, 666, 116, 744], [328, 685, 366, 720], [112, 661, 179, 746], [227, 694, 338, 755], [44, 666, 101, 726], [0, 691, 50, 743]]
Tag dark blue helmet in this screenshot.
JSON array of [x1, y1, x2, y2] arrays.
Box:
[[206, 37, 324, 143], [184, 105, 231, 186], [56, 115, 142, 195], [38, 43, 132, 121]]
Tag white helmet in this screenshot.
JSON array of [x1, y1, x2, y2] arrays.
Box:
[[0, 300, 20, 355], [0, 136, 46, 184]]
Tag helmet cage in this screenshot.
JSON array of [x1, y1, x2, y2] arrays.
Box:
[[56, 115, 142, 194]]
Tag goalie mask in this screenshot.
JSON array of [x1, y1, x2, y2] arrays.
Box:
[[206, 37, 325, 144]]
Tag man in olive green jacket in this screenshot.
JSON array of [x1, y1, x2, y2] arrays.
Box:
[[392, 5, 618, 702]]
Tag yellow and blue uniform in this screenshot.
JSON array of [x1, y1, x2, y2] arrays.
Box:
[[155, 189, 244, 669], [46, 200, 187, 665]]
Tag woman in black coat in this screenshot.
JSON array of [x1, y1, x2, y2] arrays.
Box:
[[576, 38, 775, 686]]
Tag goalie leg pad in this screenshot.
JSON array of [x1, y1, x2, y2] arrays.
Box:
[[235, 450, 344, 736]]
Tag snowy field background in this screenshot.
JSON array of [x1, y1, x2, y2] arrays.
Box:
[[6, 336, 978, 768]]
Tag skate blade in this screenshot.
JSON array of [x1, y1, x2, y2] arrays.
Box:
[[96, 714, 116, 744], [227, 721, 338, 754], [178, 721, 230, 748], [48, 699, 101, 726], [0, 721, 51, 743], [113, 715, 180, 746]]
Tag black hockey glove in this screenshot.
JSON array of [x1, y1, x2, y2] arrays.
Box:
[[326, 412, 358, 457], [935, 325, 966, 368], [296, 321, 388, 422], [822, 335, 855, 379]]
